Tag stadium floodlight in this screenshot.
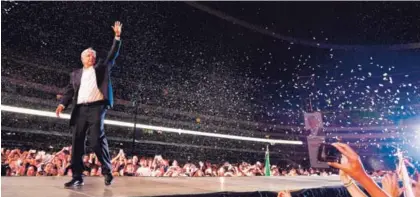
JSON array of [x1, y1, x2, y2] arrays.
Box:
[[1, 105, 303, 145]]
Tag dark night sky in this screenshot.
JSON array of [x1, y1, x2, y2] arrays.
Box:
[[2, 1, 420, 125]]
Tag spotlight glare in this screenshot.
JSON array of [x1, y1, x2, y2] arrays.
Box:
[[1, 105, 303, 145]]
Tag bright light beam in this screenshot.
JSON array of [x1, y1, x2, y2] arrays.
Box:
[[1, 105, 303, 145]]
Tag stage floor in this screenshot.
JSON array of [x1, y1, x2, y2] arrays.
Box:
[[1, 176, 343, 197]]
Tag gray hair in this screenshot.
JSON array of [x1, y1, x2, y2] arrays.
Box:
[[81, 47, 96, 59]]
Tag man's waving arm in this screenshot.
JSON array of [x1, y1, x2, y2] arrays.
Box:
[[104, 21, 122, 70]]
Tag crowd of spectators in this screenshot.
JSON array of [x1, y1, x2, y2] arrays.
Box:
[[1, 143, 419, 197], [1, 146, 331, 178], [3, 144, 420, 197]]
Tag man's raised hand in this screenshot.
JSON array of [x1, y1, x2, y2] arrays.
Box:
[[112, 21, 122, 37]]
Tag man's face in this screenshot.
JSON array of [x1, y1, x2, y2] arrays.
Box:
[[81, 50, 96, 67]]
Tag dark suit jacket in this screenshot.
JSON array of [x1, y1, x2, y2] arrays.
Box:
[[60, 38, 122, 125]]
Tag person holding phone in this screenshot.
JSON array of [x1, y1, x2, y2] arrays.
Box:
[[327, 143, 391, 197]]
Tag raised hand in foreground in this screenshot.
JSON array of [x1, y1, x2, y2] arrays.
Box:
[[328, 143, 391, 197], [327, 143, 367, 182], [381, 173, 403, 197], [413, 172, 420, 197], [339, 155, 368, 197]]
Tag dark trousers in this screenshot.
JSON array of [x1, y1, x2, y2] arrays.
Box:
[[70, 102, 112, 178]]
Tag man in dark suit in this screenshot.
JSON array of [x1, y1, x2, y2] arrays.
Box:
[[56, 21, 122, 187]]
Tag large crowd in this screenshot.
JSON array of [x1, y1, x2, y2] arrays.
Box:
[[1, 146, 333, 177], [2, 144, 420, 197]]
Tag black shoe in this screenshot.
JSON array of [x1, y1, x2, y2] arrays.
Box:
[[104, 173, 113, 186], [64, 178, 84, 187]]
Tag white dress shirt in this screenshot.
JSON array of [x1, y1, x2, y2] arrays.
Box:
[[77, 66, 104, 104]]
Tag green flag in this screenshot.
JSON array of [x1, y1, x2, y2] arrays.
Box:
[[265, 145, 271, 176]]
